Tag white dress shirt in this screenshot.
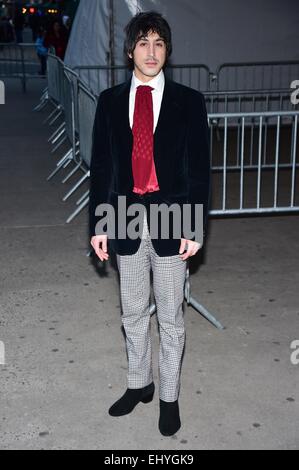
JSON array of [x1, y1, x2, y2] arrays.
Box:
[[129, 69, 165, 133]]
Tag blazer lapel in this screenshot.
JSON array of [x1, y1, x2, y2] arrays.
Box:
[[113, 76, 133, 150]]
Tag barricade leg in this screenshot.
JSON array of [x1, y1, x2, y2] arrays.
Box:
[[149, 267, 224, 330], [62, 172, 90, 201], [62, 162, 82, 183], [51, 134, 67, 153], [66, 196, 89, 223], [46, 150, 72, 181], [76, 190, 89, 206], [49, 110, 63, 126], [43, 105, 61, 125], [48, 122, 65, 142]]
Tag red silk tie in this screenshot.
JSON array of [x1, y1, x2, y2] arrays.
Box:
[[132, 85, 160, 195]]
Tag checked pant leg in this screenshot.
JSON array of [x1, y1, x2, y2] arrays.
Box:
[[116, 213, 153, 389], [149, 240, 187, 402]]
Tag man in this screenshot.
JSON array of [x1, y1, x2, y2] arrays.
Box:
[[90, 11, 210, 436]]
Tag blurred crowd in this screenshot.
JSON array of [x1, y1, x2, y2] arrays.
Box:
[[0, 7, 72, 73]]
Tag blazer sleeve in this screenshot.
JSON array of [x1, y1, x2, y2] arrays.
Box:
[[89, 91, 112, 237], [186, 92, 211, 242]]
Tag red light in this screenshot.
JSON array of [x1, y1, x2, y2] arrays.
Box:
[[29, 8, 35, 14]]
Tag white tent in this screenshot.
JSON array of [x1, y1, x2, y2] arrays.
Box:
[[64, 0, 110, 70]]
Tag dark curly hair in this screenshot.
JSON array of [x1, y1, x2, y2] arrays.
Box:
[[124, 11, 172, 70]]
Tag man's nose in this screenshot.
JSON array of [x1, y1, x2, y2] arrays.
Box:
[[149, 43, 156, 57]]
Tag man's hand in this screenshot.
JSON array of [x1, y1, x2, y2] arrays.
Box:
[[179, 238, 202, 261], [91, 235, 109, 261]]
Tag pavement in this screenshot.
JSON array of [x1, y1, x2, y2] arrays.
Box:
[[0, 77, 298, 450]]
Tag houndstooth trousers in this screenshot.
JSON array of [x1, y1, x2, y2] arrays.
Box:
[[116, 209, 187, 402]]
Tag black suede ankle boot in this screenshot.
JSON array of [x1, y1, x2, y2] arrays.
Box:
[[159, 399, 181, 436], [108, 382, 155, 417]]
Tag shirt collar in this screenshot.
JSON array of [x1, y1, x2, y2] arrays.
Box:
[[131, 69, 165, 93]]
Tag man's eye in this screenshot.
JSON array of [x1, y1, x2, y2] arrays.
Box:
[[156, 43, 164, 47]]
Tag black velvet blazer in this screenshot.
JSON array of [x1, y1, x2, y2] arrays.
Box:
[[89, 75, 211, 257]]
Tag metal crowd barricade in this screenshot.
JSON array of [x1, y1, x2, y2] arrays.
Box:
[[204, 89, 296, 114], [46, 56, 77, 181], [47, 53, 65, 106], [0, 43, 26, 91], [65, 81, 98, 223], [63, 66, 80, 136], [43, 54, 93, 198], [47, 65, 83, 184], [0, 43, 45, 92], [19, 43, 42, 78], [62, 67, 75, 150], [45, 54, 72, 156], [73, 61, 299, 97], [44, 53, 64, 129], [164, 63, 211, 91], [215, 60, 299, 92], [73, 64, 212, 95], [77, 82, 98, 168], [208, 110, 299, 215], [60, 67, 82, 180], [205, 89, 299, 170], [73, 65, 130, 95]]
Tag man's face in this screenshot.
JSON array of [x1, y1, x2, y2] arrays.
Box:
[[128, 30, 167, 82]]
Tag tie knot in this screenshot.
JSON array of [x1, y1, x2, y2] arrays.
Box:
[[137, 85, 154, 93]]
